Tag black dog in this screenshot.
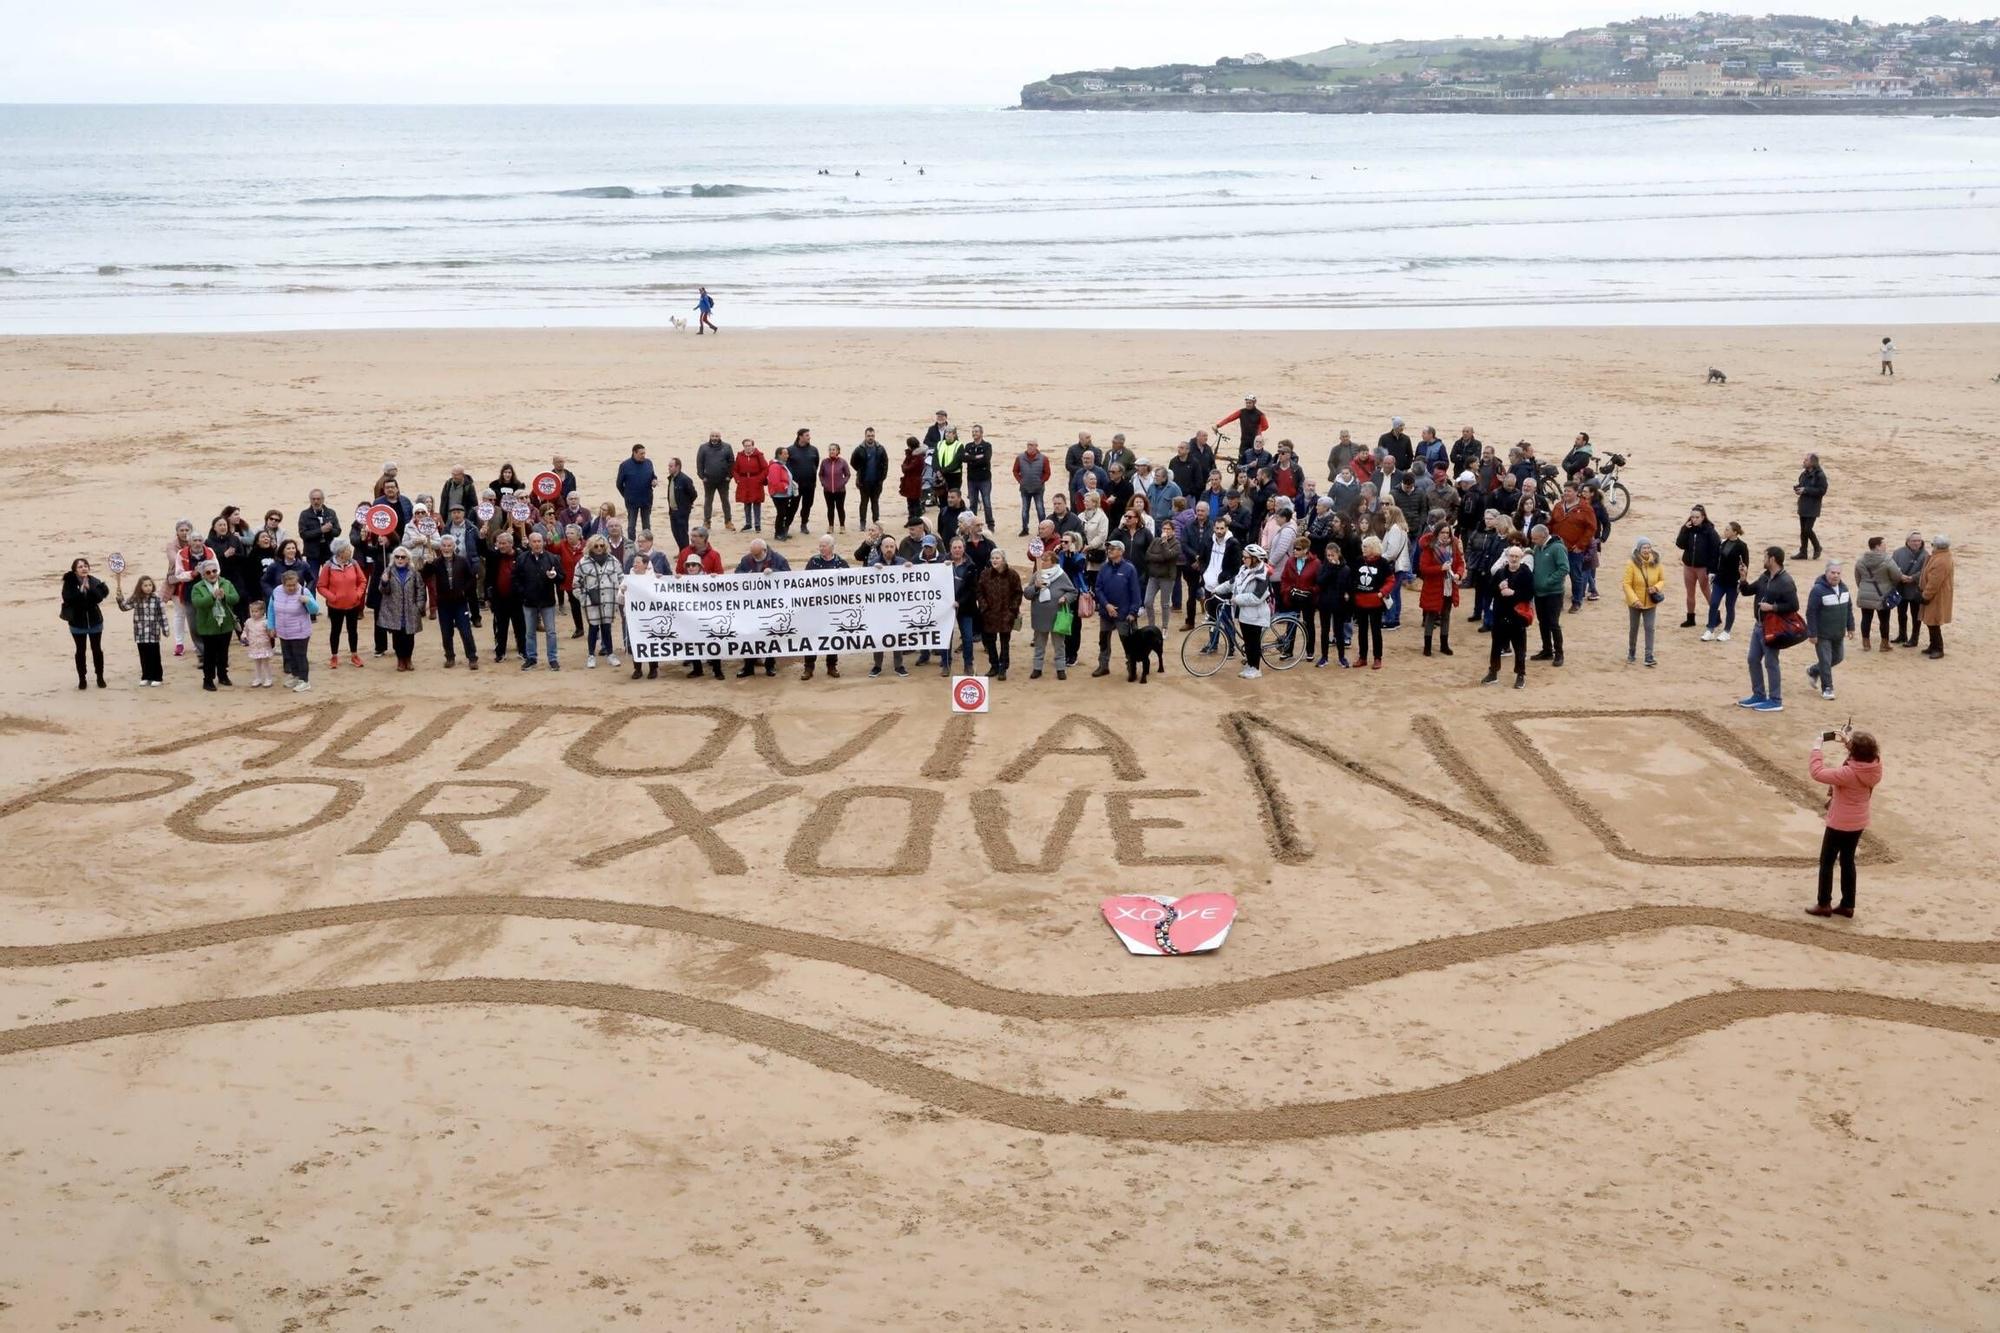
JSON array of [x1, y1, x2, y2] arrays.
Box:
[[1124, 626, 1165, 682], [1706, 367, 1728, 384]]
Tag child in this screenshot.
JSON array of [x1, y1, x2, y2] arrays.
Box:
[[1879, 336, 1895, 377], [242, 599, 277, 687], [266, 569, 323, 692], [116, 571, 168, 686]]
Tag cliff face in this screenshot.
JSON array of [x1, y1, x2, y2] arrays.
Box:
[[1016, 87, 2000, 115]]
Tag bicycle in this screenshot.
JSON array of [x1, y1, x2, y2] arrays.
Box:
[[1179, 592, 1305, 677]]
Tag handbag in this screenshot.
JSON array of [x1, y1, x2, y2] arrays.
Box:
[[1077, 592, 1096, 620], [1761, 610, 1808, 650], [1052, 603, 1076, 636], [1514, 600, 1535, 625], [1882, 587, 1903, 612]]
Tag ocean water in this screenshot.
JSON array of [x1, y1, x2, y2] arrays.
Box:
[[2, 104, 1996, 332]]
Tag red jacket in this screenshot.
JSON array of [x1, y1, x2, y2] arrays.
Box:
[[1277, 553, 1321, 611], [318, 558, 370, 611], [766, 461, 794, 498], [675, 544, 723, 576], [899, 450, 926, 500], [1549, 497, 1599, 554], [733, 448, 768, 503], [1215, 406, 1269, 440], [557, 540, 584, 591], [1417, 533, 1466, 612]]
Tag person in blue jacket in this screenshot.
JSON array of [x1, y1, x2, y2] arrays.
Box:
[[1093, 538, 1145, 681], [695, 286, 718, 334], [616, 444, 658, 538]]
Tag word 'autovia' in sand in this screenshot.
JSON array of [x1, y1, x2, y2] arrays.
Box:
[[0, 704, 1853, 877]]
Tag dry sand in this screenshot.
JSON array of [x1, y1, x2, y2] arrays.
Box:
[[1, 325, 1997, 1330]]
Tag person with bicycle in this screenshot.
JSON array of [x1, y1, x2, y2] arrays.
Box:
[[1230, 543, 1275, 679], [1199, 516, 1243, 655]]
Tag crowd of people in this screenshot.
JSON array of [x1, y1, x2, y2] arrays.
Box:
[[54, 401, 1954, 711]]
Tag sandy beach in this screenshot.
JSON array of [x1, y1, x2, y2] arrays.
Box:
[[1, 324, 1997, 1330]]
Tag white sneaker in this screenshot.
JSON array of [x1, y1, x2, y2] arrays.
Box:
[[1717, 630, 1731, 642], [606, 654, 620, 667], [1699, 629, 1714, 642], [586, 655, 597, 668], [1822, 687, 1835, 700], [295, 680, 311, 692], [1238, 666, 1262, 679]]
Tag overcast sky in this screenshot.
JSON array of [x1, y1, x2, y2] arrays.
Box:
[[5, 2, 1976, 105]]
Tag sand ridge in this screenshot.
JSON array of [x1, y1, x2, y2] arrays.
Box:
[[1, 978, 1993, 1141], [4, 897, 1996, 1013]]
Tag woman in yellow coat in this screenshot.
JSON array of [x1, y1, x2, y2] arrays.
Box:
[[1623, 536, 1667, 667]]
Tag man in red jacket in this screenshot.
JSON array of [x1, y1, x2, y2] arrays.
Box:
[[1547, 483, 1599, 612], [1213, 395, 1268, 460], [676, 526, 724, 576]]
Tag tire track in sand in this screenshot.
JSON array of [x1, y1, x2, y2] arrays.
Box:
[[0, 981, 1994, 1140], [3, 897, 1995, 1019]]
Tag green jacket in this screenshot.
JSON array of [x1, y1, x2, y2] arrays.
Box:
[[190, 576, 239, 636], [1532, 540, 1570, 598]]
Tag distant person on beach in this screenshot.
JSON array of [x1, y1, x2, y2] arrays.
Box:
[[1879, 336, 1894, 376], [696, 286, 718, 334]]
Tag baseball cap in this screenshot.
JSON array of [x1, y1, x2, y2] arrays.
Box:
[[1457, 471, 1476, 484]]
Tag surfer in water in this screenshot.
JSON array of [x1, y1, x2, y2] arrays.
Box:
[[696, 286, 718, 335]]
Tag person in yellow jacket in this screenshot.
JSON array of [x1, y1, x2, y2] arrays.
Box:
[[1623, 536, 1667, 667]]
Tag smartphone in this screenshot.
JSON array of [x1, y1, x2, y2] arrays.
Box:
[[1822, 731, 1839, 742]]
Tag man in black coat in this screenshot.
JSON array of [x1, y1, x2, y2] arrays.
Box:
[[850, 427, 890, 527], [962, 425, 995, 529], [786, 430, 821, 536], [1794, 453, 1828, 561], [694, 432, 735, 530], [665, 457, 698, 552], [297, 489, 340, 566], [1378, 417, 1413, 472], [513, 531, 565, 670]]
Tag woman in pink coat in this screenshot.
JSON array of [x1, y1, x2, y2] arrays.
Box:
[[1805, 727, 1882, 919]]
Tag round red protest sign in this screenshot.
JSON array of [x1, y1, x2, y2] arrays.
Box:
[[531, 471, 563, 501], [364, 504, 399, 536], [951, 676, 988, 713]]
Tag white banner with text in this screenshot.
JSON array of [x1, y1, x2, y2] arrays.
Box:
[[621, 565, 954, 663]]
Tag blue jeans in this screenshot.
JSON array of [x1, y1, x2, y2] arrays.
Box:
[[968, 478, 994, 528], [1707, 575, 1739, 632], [524, 605, 560, 665], [588, 623, 614, 655], [1384, 572, 1405, 628], [1018, 489, 1045, 533], [1745, 625, 1780, 701], [955, 612, 978, 671], [1571, 556, 1591, 608]]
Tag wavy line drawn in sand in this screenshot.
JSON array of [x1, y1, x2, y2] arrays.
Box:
[[1222, 711, 1552, 865], [1490, 709, 1898, 867], [9, 897, 1995, 1016], [0, 980, 1992, 1141]]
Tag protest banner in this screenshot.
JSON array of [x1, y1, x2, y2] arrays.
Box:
[[622, 564, 953, 664]]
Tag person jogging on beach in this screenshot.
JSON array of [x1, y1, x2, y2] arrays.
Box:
[[696, 287, 718, 335]]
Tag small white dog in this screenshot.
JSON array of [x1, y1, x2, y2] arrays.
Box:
[[668, 315, 689, 331]]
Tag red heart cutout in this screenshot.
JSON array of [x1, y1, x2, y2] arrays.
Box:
[[1100, 894, 1238, 955]]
